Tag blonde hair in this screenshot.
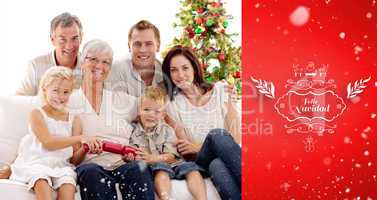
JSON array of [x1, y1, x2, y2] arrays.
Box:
[[140, 86, 167, 107], [38, 66, 74, 105]]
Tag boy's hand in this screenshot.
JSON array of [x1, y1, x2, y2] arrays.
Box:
[[135, 149, 158, 164]]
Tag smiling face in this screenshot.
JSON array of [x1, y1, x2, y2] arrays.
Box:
[[129, 29, 159, 70], [81, 51, 112, 83], [51, 24, 82, 64], [139, 97, 164, 131], [169, 54, 196, 91], [43, 78, 74, 111]]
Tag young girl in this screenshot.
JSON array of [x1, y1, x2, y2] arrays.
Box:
[[8, 66, 100, 200], [128, 86, 208, 200]]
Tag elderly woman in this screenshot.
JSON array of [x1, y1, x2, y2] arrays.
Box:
[[69, 39, 155, 200]]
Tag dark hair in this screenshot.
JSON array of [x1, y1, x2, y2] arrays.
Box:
[[128, 20, 160, 47], [50, 12, 82, 36], [162, 45, 213, 101]]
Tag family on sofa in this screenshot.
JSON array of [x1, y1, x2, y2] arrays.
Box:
[[0, 12, 241, 200]]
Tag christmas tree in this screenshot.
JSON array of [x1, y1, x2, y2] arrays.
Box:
[[163, 0, 241, 94]]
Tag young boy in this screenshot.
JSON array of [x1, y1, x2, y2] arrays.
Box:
[[128, 86, 208, 200]]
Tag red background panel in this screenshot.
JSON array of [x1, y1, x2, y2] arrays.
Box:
[[242, 0, 377, 199]]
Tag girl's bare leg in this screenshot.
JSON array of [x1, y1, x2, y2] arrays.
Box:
[[33, 179, 53, 200], [57, 183, 76, 200]]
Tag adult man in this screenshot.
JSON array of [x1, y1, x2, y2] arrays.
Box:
[[108, 20, 163, 97], [16, 12, 83, 95]]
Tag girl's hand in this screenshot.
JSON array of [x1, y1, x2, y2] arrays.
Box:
[[135, 149, 158, 164], [175, 139, 200, 155], [81, 136, 102, 154], [122, 153, 136, 162]]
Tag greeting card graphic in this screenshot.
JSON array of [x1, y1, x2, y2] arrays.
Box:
[[252, 63, 371, 149]]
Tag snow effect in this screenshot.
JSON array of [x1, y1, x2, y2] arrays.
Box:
[[290, 6, 310, 26], [339, 32, 346, 39]]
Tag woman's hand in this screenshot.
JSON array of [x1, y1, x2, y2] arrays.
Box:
[[175, 139, 200, 155], [0, 165, 11, 179], [135, 149, 158, 164], [81, 136, 102, 154]]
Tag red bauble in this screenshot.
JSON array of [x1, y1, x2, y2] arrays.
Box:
[[195, 17, 204, 25], [200, 63, 207, 69], [218, 52, 225, 61], [185, 26, 195, 38], [197, 8, 205, 13], [211, 2, 221, 8], [234, 71, 241, 78]]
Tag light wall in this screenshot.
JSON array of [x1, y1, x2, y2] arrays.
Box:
[[0, 0, 240, 95]]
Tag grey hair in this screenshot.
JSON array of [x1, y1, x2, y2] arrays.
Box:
[[81, 39, 114, 65], [50, 12, 83, 36]]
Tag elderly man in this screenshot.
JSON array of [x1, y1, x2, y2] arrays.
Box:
[[16, 12, 83, 95], [108, 20, 163, 97]]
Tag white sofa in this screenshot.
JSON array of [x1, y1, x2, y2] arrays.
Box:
[[0, 95, 221, 200]]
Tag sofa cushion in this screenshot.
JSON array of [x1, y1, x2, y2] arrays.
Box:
[[0, 179, 220, 200], [0, 96, 40, 167]]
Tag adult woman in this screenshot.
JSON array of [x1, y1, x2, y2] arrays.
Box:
[[162, 45, 241, 200], [69, 39, 155, 200]]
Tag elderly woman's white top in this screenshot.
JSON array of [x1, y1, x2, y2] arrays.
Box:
[[67, 88, 137, 169]]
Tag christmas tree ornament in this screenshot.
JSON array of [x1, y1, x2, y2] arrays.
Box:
[[226, 74, 235, 86], [196, 7, 205, 13], [206, 18, 215, 26], [218, 52, 225, 61], [194, 26, 204, 34], [223, 20, 229, 28], [207, 58, 221, 73], [195, 17, 204, 25]]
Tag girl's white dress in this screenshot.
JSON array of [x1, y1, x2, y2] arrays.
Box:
[[10, 108, 76, 190]]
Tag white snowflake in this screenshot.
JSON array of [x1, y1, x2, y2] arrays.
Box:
[[366, 12, 373, 19], [290, 6, 310, 26], [344, 136, 352, 144], [371, 113, 376, 119], [339, 32, 346, 39], [354, 45, 363, 55]]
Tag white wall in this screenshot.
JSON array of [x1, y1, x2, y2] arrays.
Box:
[[0, 0, 240, 95]]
